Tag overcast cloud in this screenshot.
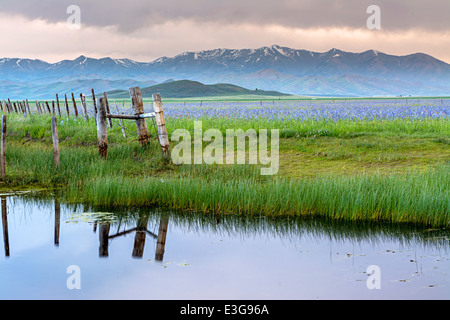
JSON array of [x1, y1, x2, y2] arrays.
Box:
[[0, 0, 448, 62], [1, 0, 449, 31]]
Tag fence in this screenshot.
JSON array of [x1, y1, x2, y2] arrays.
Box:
[[0, 87, 170, 176]]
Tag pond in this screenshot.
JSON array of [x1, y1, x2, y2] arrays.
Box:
[[0, 193, 449, 300]]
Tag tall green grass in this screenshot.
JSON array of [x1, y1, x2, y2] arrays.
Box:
[[61, 164, 450, 227], [2, 113, 449, 227]]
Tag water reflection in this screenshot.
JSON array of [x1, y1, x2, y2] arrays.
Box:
[[1, 193, 449, 300], [96, 214, 169, 260], [1, 193, 449, 260]]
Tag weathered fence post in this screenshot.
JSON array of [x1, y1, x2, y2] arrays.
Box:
[[26, 100, 31, 115], [45, 101, 51, 114], [91, 89, 98, 115], [152, 93, 170, 158], [71, 93, 78, 117], [80, 93, 89, 122], [64, 94, 70, 117], [51, 117, 60, 168], [1, 115, 6, 178], [103, 92, 113, 128], [97, 97, 108, 159], [56, 94, 61, 117], [129, 87, 150, 146]]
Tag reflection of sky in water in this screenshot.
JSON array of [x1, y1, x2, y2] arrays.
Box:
[[0, 195, 449, 300]]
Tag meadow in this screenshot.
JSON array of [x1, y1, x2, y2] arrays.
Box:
[[1, 97, 449, 227]]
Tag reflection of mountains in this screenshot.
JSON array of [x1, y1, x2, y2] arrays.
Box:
[[2, 195, 449, 260]]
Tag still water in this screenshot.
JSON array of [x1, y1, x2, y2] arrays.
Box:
[[0, 193, 449, 300]]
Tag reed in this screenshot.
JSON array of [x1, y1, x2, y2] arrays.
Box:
[[61, 164, 449, 227], [1, 112, 449, 227]]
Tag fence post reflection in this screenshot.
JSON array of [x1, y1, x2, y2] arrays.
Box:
[[99, 223, 110, 257], [155, 217, 169, 262], [54, 199, 60, 247], [1, 196, 9, 257], [132, 215, 149, 258]]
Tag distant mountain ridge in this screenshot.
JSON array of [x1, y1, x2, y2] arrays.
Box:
[[1, 45, 450, 98]]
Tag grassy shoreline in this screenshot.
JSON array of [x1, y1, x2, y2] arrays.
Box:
[[1, 112, 449, 227]]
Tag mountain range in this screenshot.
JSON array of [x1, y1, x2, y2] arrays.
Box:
[[1, 45, 450, 99]]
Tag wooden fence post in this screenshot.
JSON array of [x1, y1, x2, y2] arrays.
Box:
[[152, 93, 170, 158], [97, 97, 108, 159], [18, 102, 24, 114], [56, 94, 61, 117], [1, 115, 6, 178], [129, 87, 150, 146], [26, 100, 31, 115], [51, 117, 60, 168], [64, 94, 70, 117], [91, 89, 98, 115], [71, 93, 78, 117], [45, 101, 51, 113], [80, 93, 89, 122]]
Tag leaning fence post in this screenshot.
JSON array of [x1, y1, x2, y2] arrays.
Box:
[[45, 101, 51, 113], [97, 97, 108, 159], [26, 100, 31, 115], [80, 94, 89, 122], [51, 116, 60, 168], [1, 115, 6, 178], [64, 94, 70, 117], [129, 87, 150, 146], [152, 93, 170, 159], [71, 93, 78, 117], [91, 89, 98, 115], [56, 94, 61, 117]]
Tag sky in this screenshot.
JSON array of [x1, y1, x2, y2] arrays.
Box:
[[0, 0, 449, 63]]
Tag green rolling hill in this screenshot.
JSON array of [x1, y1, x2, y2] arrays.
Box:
[[106, 80, 291, 99]]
